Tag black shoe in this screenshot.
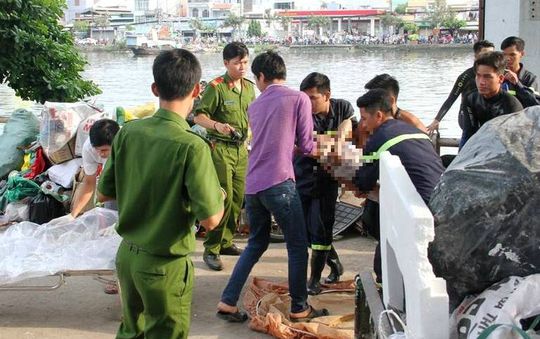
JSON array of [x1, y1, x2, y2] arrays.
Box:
[[307, 250, 328, 295], [220, 244, 243, 256], [325, 246, 344, 284], [216, 310, 249, 323], [203, 253, 223, 271]]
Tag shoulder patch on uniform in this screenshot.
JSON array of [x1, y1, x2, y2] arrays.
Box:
[[210, 77, 224, 88], [186, 130, 212, 147]]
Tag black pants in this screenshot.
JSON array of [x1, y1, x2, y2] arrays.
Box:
[[362, 199, 381, 283]]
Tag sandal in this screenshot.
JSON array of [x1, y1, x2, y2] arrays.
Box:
[[216, 310, 249, 323], [290, 306, 329, 323]]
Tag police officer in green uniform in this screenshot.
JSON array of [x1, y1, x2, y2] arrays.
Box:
[[98, 49, 224, 339], [194, 42, 256, 271]]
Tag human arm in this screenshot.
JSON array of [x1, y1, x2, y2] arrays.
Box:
[[70, 173, 96, 217], [296, 92, 314, 155], [398, 109, 428, 133], [428, 70, 471, 134], [193, 84, 236, 135], [184, 142, 224, 232], [508, 72, 540, 108], [193, 113, 236, 135]]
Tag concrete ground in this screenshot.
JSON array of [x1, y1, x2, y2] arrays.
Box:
[[0, 230, 375, 339]]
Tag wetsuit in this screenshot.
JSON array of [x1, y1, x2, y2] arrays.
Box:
[[502, 63, 540, 108], [435, 67, 477, 127], [461, 90, 523, 146]]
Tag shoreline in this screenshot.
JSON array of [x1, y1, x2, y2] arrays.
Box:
[[77, 43, 472, 54]]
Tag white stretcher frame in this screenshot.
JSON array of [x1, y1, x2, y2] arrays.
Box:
[[0, 269, 115, 291]]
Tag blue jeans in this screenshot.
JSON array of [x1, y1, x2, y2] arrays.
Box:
[[220, 180, 309, 313]]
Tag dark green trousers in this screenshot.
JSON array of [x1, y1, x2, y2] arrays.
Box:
[[115, 241, 194, 339], [204, 142, 247, 255]]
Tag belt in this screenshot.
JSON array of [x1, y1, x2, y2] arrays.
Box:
[[212, 138, 245, 146]]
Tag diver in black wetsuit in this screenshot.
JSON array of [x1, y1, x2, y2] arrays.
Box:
[[461, 51, 523, 146], [500, 36, 540, 108], [427, 40, 495, 135]]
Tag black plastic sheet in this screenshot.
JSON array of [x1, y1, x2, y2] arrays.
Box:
[[428, 106, 540, 310]]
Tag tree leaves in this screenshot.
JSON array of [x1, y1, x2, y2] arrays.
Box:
[[0, 0, 101, 103]]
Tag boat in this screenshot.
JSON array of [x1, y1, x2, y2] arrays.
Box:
[[126, 30, 180, 56]]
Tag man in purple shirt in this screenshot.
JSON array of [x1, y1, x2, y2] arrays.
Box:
[[217, 51, 329, 323]]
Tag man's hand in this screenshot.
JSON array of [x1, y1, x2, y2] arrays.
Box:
[[504, 70, 519, 85], [215, 122, 235, 135], [426, 119, 440, 135]]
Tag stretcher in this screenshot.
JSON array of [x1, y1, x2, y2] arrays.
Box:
[[0, 208, 120, 291]]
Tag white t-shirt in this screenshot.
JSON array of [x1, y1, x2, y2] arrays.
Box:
[[81, 139, 107, 176]]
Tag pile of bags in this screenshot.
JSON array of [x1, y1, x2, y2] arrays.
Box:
[[0, 102, 104, 225], [0, 101, 155, 227]]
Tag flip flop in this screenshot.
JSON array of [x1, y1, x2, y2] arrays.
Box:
[[216, 310, 249, 323], [290, 306, 329, 323]]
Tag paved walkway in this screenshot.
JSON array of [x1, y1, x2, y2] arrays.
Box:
[[0, 231, 375, 339]]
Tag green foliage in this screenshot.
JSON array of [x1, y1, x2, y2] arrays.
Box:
[[278, 15, 292, 31], [307, 15, 331, 32], [395, 3, 408, 15], [223, 13, 245, 31], [190, 18, 205, 31], [125, 24, 135, 31], [94, 12, 110, 28], [381, 13, 404, 28], [442, 16, 466, 30], [403, 22, 418, 34], [73, 20, 90, 33], [0, 0, 101, 103], [427, 0, 455, 28], [247, 20, 262, 37], [263, 8, 274, 27]]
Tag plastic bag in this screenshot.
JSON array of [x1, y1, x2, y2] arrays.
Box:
[[47, 158, 82, 189], [5, 202, 29, 222], [39, 102, 101, 156], [2, 172, 41, 203], [450, 275, 540, 339], [28, 192, 66, 225], [74, 113, 105, 156], [0, 208, 119, 285], [429, 106, 540, 309], [0, 109, 40, 179], [21, 142, 47, 180]]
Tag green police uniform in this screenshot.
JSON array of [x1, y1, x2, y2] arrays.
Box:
[[98, 108, 223, 339], [195, 73, 255, 256]]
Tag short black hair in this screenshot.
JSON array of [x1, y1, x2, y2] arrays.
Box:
[[501, 36, 525, 52], [152, 49, 201, 101], [223, 42, 249, 61], [356, 89, 394, 117], [300, 72, 330, 93], [89, 119, 120, 147], [251, 51, 287, 82], [364, 74, 400, 98], [473, 40, 495, 54], [474, 51, 506, 75]]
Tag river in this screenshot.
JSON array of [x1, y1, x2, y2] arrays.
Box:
[[0, 46, 472, 138]]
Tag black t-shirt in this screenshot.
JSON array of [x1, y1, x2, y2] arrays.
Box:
[[462, 90, 523, 144], [294, 98, 356, 196], [354, 119, 444, 204]]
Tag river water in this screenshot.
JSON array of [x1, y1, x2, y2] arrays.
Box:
[[0, 47, 472, 138]]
